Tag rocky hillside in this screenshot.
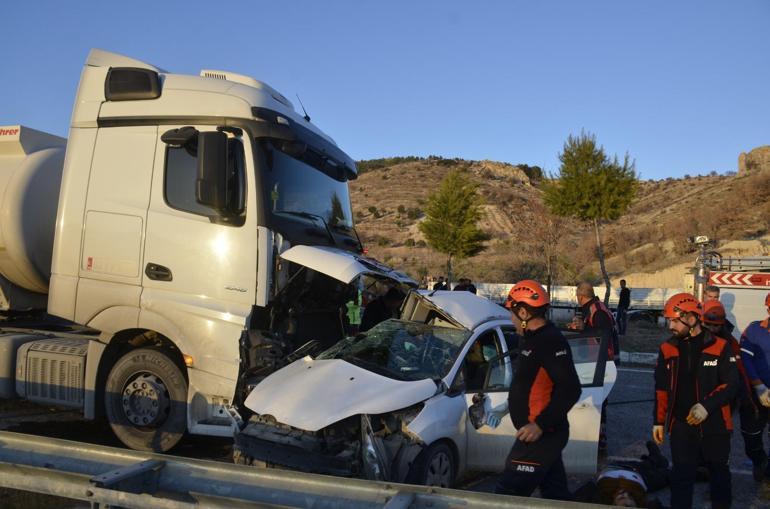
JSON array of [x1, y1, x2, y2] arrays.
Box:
[[351, 153, 770, 287]]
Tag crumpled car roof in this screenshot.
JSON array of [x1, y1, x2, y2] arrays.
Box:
[[417, 290, 511, 330]]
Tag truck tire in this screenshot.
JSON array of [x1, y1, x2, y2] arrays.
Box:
[[104, 348, 187, 452]]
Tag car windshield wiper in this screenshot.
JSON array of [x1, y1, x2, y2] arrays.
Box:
[[274, 210, 336, 246]]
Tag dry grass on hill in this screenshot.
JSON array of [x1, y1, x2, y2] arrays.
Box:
[[351, 157, 770, 285]]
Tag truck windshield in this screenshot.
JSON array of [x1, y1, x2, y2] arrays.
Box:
[[260, 140, 354, 230], [317, 319, 471, 382]]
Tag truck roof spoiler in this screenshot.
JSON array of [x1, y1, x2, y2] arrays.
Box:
[[86, 48, 166, 73]]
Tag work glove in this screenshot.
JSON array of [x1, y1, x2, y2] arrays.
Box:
[[755, 384, 770, 408], [652, 425, 664, 445], [485, 410, 505, 429], [686, 403, 708, 425]]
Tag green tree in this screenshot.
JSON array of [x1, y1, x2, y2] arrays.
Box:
[[419, 169, 489, 284], [542, 132, 637, 304]]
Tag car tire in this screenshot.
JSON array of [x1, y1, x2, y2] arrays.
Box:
[[406, 442, 456, 487], [104, 348, 187, 452]]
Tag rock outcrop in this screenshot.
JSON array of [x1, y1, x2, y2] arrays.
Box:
[[470, 160, 531, 185], [738, 146, 770, 175]]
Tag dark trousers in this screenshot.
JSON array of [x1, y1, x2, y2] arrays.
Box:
[[617, 307, 628, 335], [739, 390, 769, 468], [495, 427, 571, 500], [669, 420, 731, 509]]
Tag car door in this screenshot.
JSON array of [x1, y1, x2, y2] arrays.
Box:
[[463, 326, 517, 471], [465, 328, 614, 475], [561, 331, 616, 474]]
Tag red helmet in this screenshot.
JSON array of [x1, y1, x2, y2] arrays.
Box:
[[505, 280, 550, 309], [663, 293, 702, 319], [702, 300, 726, 325]]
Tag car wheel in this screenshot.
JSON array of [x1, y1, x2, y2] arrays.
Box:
[[407, 442, 456, 487], [104, 348, 187, 452]]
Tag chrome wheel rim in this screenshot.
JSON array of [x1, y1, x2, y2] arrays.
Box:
[[121, 372, 170, 427]]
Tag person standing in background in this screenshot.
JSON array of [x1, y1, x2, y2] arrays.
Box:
[[617, 279, 631, 336]]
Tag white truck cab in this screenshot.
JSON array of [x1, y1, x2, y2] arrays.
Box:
[[0, 49, 412, 452]]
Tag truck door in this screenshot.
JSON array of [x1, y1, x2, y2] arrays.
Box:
[[141, 126, 258, 386]]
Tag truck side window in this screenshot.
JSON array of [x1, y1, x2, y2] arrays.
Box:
[[164, 137, 246, 219]]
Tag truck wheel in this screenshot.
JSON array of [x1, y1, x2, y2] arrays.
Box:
[[406, 442, 456, 487], [104, 348, 187, 452]]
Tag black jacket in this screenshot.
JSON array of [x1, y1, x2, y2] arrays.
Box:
[[508, 322, 581, 432], [653, 330, 738, 435]]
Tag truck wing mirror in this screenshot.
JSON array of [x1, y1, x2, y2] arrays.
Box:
[[196, 131, 228, 212], [161, 126, 198, 149]]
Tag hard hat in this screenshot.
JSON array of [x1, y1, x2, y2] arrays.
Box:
[[505, 280, 550, 309], [702, 300, 726, 325], [663, 292, 702, 319]]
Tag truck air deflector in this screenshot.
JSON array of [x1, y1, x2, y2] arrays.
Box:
[[251, 107, 357, 180]]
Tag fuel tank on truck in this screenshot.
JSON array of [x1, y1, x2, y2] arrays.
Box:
[[0, 125, 67, 311]]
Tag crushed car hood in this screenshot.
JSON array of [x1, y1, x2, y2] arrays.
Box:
[[279, 245, 416, 286], [243, 357, 437, 432]]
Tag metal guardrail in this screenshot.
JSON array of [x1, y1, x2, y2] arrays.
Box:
[[0, 431, 608, 508]]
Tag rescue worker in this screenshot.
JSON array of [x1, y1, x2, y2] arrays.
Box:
[[703, 299, 766, 480], [738, 291, 770, 481], [570, 281, 619, 450], [486, 280, 581, 499], [572, 282, 620, 361], [653, 293, 738, 509], [703, 285, 736, 336]]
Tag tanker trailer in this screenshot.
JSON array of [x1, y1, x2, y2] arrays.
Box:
[[0, 125, 66, 311]]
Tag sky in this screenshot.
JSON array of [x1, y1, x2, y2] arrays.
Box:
[[1, 1, 769, 180]]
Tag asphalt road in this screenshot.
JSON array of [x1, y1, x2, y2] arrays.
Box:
[[3, 367, 770, 508]]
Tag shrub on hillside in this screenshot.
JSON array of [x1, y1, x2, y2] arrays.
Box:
[[356, 156, 423, 173], [406, 207, 422, 220]]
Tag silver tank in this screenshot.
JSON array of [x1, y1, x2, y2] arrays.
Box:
[[0, 125, 66, 309]]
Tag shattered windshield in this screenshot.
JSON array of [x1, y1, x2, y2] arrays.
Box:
[[317, 319, 471, 382]]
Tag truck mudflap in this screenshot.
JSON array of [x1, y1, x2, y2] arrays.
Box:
[[234, 408, 425, 483]]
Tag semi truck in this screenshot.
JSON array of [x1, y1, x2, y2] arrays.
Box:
[[0, 49, 412, 452]]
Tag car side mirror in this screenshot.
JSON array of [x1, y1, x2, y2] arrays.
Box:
[[468, 392, 487, 429], [196, 131, 229, 212]]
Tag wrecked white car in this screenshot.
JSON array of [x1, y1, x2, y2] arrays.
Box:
[[234, 290, 616, 487]]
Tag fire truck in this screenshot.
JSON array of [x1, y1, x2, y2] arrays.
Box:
[[690, 235, 770, 333]]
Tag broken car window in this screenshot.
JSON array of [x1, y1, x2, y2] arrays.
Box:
[[317, 319, 471, 382]]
